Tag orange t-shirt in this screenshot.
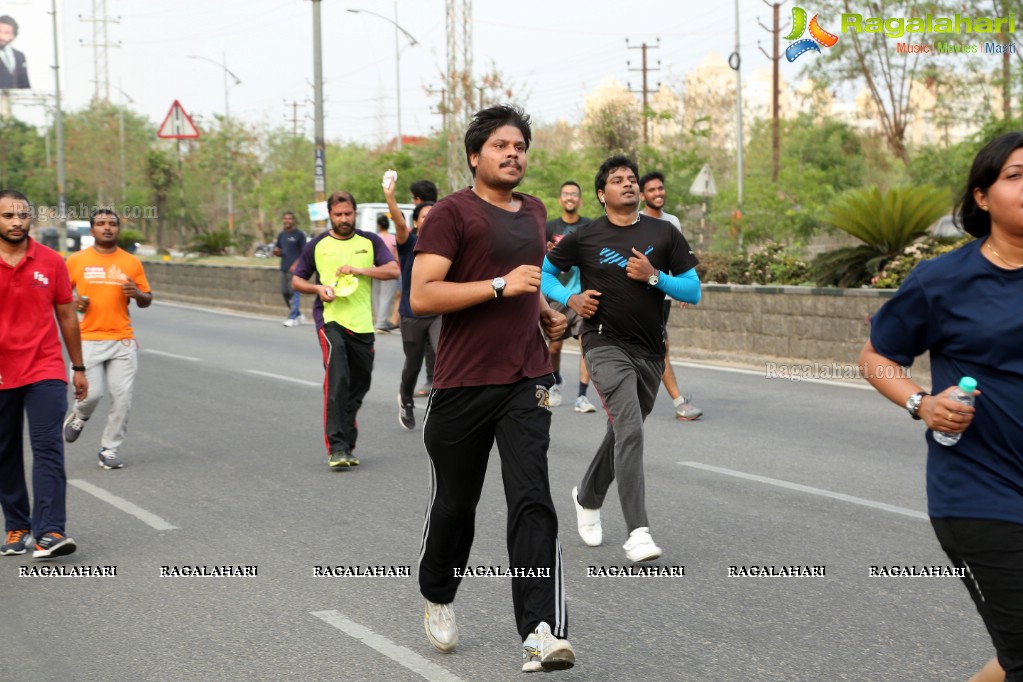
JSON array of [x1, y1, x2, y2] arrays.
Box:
[[66, 247, 151, 341]]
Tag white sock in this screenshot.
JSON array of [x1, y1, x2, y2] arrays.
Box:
[[672, 396, 686, 408]]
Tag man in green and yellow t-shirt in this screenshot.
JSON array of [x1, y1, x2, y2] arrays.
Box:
[[292, 191, 399, 469]]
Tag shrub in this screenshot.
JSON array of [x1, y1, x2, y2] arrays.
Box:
[[812, 185, 950, 287], [187, 230, 236, 256], [871, 236, 972, 288]]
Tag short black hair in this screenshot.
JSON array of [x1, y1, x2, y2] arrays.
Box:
[[90, 208, 120, 227], [0, 189, 29, 204], [412, 201, 434, 224], [956, 132, 1023, 238], [282, 211, 295, 219], [464, 105, 532, 177], [410, 180, 438, 203], [327, 190, 357, 212], [0, 16, 19, 36], [638, 171, 665, 192], [376, 214, 390, 230], [560, 180, 581, 193], [594, 155, 639, 199]]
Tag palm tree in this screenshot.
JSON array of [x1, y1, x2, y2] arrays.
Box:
[[812, 185, 949, 287]]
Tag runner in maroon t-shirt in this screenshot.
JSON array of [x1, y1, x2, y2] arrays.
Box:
[[411, 105, 576, 674]]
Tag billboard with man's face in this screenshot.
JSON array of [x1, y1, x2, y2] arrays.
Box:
[[0, 13, 31, 89]]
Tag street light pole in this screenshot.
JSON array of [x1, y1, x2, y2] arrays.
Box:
[[188, 54, 242, 232], [346, 4, 418, 151], [114, 84, 134, 205]]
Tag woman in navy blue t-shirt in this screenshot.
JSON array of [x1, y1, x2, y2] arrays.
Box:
[[861, 132, 1023, 682]]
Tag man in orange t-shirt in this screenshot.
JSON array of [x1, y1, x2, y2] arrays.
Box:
[[63, 209, 152, 470]]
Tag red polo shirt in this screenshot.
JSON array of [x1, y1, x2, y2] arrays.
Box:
[[0, 238, 73, 390]]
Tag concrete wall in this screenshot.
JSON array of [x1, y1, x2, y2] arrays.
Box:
[[147, 263, 930, 382]]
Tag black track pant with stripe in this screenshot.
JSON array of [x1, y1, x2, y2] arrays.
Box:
[[418, 375, 568, 641], [318, 322, 374, 455]]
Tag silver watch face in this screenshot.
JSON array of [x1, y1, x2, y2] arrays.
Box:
[[493, 277, 506, 290], [648, 273, 659, 285]]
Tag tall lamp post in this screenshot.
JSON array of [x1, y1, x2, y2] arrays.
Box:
[[346, 3, 419, 150], [188, 53, 242, 232], [113, 84, 134, 205]]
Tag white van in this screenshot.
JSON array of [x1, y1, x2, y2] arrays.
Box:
[[356, 202, 414, 236]]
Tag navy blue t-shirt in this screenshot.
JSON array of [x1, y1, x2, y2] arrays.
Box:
[[870, 238, 1023, 523], [276, 229, 307, 272], [397, 232, 436, 320]]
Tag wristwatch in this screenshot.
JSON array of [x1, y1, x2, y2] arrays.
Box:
[[647, 271, 660, 286], [492, 277, 506, 299], [905, 391, 927, 420]]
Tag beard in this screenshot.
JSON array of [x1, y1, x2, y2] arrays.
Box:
[[0, 229, 28, 245], [331, 221, 355, 238]]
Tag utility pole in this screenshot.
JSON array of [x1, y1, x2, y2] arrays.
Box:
[[311, 0, 326, 233], [284, 100, 303, 137], [51, 0, 68, 254], [729, 0, 745, 250], [626, 38, 660, 146], [758, 0, 786, 184], [445, 0, 473, 193], [78, 0, 120, 103]]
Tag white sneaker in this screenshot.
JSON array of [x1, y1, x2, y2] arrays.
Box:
[[574, 395, 596, 413], [299, 313, 308, 323], [282, 318, 300, 327], [522, 622, 575, 673], [571, 486, 601, 546], [548, 383, 562, 407], [424, 600, 458, 653], [623, 527, 662, 562]]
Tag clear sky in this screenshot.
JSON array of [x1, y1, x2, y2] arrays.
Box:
[[5, 0, 808, 143]]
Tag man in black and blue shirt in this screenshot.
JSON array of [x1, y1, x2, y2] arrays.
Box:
[[543, 155, 701, 563]]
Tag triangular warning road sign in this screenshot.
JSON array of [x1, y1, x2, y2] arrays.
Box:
[[157, 100, 201, 139], [689, 163, 717, 198]]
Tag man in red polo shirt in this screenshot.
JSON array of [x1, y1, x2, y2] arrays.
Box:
[[0, 190, 87, 559]]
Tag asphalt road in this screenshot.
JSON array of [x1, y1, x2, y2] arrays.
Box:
[[1, 302, 990, 681]]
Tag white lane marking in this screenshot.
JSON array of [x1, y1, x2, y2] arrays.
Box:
[[246, 370, 320, 388], [560, 347, 874, 391], [310, 610, 464, 682], [69, 479, 179, 530], [143, 349, 200, 362], [678, 461, 928, 520]]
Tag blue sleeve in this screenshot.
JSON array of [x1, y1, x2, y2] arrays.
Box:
[[541, 256, 574, 307], [293, 232, 324, 280], [870, 268, 936, 366], [655, 267, 701, 304]]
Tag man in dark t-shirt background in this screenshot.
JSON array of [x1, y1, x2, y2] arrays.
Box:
[[274, 211, 307, 327], [411, 105, 575, 674], [543, 155, 702, 564], [544, 180, 596, 413]]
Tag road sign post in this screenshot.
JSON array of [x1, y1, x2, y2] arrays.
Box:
[[157, 101, 200, 251]]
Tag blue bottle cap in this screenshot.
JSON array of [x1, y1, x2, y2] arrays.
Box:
[[958, 376, 978, 393]]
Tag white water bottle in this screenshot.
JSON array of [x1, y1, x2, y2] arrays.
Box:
[[933, 376, 978, 447]]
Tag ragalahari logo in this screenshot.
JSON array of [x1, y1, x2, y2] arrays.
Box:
[[785, 7, 839, 61]]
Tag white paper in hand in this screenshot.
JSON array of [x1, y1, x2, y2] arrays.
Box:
[[382, 170, 398, 190]]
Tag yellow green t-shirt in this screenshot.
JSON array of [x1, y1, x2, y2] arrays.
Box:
[[293, 229, 395, 334]]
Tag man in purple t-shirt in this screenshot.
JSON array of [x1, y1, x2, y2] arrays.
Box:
[[411, 105, 575, 674]]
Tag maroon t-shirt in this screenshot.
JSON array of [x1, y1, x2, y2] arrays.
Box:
[[414, 187, 553, 388]]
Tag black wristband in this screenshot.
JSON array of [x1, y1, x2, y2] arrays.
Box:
[[72, 365, 86, 372]]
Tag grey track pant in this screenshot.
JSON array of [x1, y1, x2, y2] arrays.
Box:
[[73, 339, 139, 453], [578, 344, 664, 533]]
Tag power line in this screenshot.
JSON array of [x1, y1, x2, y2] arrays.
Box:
[[626, 37, 660, 145]]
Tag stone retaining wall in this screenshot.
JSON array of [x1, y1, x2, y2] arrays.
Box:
[[146, 262, 930, 381]]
